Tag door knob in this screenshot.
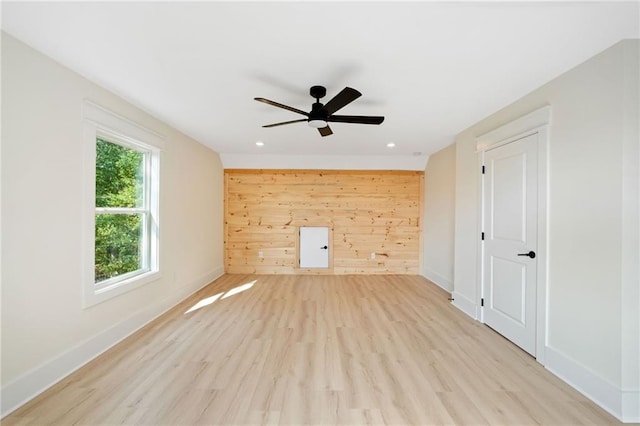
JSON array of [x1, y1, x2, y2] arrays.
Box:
[[517, 251, 536, 259], [320, 245, 328, 250]]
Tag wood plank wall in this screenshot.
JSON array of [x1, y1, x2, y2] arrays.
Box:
[[224, 169, 424, 274]]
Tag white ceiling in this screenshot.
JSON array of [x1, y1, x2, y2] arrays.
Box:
[[2, 1, 638, 169]]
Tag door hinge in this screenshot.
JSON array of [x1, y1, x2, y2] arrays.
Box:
[[481, 298, 484, 307], [481, 232, 485, 240], [482, 165, 485, 174]]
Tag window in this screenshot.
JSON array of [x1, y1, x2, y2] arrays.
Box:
[[95, 137, 149, 285], [83, 102, 162, 307]]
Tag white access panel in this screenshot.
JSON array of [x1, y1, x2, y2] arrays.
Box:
[[299, 227, 329, 268]]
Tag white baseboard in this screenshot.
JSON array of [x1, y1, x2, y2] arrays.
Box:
[[545, 345, 639, 423], [450, 291, 478, 320], [1, 266, 224, 418], [420, 267, 452, 292]]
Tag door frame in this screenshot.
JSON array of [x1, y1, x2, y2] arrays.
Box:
[[476, 106, 550, 364]]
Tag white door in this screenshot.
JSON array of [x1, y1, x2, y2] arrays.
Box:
[[482, 133, 538, 355], [299, 227, 329, 268]]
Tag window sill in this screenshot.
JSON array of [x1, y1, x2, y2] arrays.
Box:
[[83, 270, 161, 309]]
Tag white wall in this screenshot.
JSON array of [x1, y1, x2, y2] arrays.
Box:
[[221, 153, 429, 171], [452, 39, 639, 422], [422, 144, 456, 291], [1, 33, 225, 415]]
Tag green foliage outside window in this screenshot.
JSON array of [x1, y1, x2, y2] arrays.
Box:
[[96, 139, 144, 208], [95, 138, 146, 282]]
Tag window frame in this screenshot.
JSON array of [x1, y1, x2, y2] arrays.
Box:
[[83, 101, 163, 308]]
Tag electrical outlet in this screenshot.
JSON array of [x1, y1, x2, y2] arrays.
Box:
[[258, 251, 264, 258], [371, 252, 376, 259]]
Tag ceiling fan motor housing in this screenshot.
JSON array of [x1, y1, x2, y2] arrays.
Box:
[[310, 102, 328, 121]]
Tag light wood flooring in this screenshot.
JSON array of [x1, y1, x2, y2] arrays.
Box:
[[4, 275, 620, 425]]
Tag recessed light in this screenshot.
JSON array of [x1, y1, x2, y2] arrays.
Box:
[[256, 141, 264, 147], [387, 142, 396, 148]]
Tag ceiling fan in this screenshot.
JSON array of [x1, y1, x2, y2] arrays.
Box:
[[254, 85, 384, 137]]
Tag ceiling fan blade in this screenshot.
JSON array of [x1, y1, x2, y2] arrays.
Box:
[[318, 126, 333, 137], [262, 118, 307, 128], [327, 115, 385, 125], [322, 87, 361, 115], [254, 97, 309, 116]]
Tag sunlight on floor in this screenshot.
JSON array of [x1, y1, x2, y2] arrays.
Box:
[[184, 280, 257, 314], [184, 292, 223, 314], [221, 280, 256, 300]]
